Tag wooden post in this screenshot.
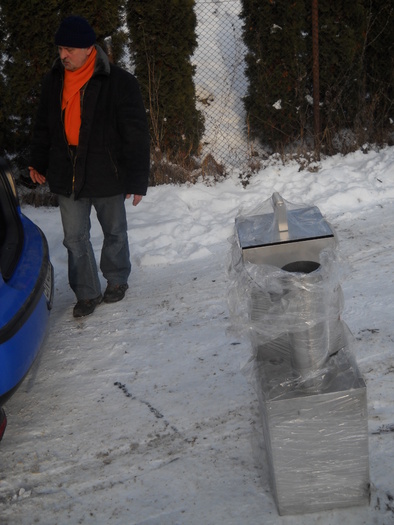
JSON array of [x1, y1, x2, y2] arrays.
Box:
[[312, 0, 320, 158]]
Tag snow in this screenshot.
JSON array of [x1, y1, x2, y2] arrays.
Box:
[[2, 0, 394, 520], [1, 146, 394, 524]]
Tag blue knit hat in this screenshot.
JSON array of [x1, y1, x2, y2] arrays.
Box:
[[55, 16, 96, 48]]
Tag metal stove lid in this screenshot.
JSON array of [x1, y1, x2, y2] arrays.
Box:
[[235, 198, 334, 249]]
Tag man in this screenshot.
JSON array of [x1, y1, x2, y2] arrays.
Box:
[[29, 16, 150, 318]]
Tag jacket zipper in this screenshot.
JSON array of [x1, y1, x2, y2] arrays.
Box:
[[107, 148, 119, 179], [71, 148, 77, 194], [60, 76, 77, 194]]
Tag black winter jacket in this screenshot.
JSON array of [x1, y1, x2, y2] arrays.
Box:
[[30, 46, 150, 199]]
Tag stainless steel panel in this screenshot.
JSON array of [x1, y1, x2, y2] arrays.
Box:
[[240, 235, 336, 267], [254, 341, 370, 515], [235, 194, 335, 267], [235, 205, 334, 248]]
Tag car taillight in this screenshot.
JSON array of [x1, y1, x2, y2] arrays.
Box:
[[0, 408, 7, 441]]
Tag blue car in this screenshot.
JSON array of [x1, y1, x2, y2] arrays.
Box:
[[0, 158, 54, 441]]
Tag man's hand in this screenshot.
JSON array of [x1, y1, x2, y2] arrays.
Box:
[[28, 167, 46, 185], [125, 194, 143, 206]]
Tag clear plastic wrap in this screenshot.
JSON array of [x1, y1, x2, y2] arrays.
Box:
[[228, 237, 346, 377], [228, 195, 370, 515], [257, 359, 370, 515], [234, 194, 336, 250]]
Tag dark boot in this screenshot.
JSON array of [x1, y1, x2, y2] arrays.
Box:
[[103, 283, 128, 303], [73, 295, 102, 318]]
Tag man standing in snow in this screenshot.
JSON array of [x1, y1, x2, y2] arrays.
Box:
[[29, 16, 150, 318]]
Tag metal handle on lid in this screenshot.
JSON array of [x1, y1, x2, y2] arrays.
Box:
[[272, 192, 288, 232]]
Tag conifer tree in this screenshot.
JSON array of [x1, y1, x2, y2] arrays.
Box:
[[241, 0, 390, 152], [361, 1, 394, 142], [313, 0, 366, 150], [241, 0, 309, 148], [126, 0, 204, 160], [0, 1, 59, 165]]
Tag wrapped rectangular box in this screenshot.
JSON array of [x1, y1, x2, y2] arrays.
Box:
[[255, 339, 370, 515]]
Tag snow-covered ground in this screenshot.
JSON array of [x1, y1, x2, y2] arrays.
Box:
[[1, 146, 394, 524]]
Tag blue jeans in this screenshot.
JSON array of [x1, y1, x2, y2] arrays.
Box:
[[58, 194, 131, 300]]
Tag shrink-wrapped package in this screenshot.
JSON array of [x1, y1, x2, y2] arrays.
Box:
[[229, 194, 370, 515]]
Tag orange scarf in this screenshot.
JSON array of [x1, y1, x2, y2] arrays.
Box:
[[62, 48, 97, 146]]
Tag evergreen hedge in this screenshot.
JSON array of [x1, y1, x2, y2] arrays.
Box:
[[0, 1, 392, 175], [241, 0, 394, 153], [0, 0, 60, 167], [241, 0, 309, 149], [126, 0, 204, 162]]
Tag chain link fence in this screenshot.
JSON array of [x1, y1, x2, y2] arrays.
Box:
[[193, 0, 250, 170]]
